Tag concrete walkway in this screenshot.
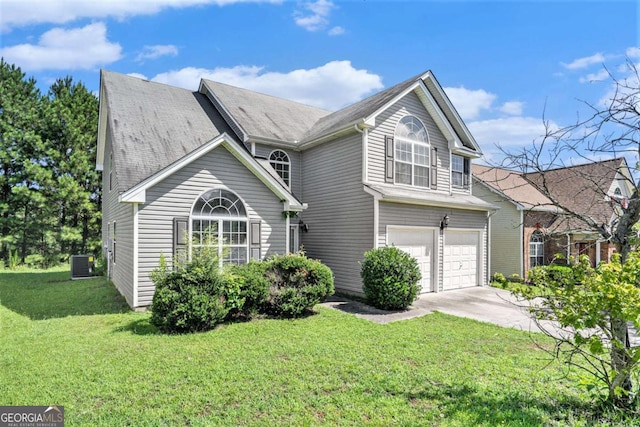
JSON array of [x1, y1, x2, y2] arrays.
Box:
[[323, 286, 639, 344], [323, 286, 539, 330]]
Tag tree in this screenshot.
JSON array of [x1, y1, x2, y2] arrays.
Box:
[[502, 60, 640, 408], [41, 77, 101, 256], [0, 59, 46, 263]]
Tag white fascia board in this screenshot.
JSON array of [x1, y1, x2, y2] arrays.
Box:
[[423, 72, 483, 154], [199, 80, 249, 143], [96, 73, 108, 171], [381, 195, 495, 212], [248, 135, 301, 150], [416, 81, 468, 151]]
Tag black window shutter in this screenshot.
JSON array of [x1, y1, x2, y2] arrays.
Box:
[[250, 219, 262, 260], [464, 158, 470, 188], [385, 135, 394, 183], [431, 147, 438, 189], [173, 217, 188, 269]]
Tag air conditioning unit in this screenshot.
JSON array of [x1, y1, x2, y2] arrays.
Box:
[[70, 255, 94, 279]]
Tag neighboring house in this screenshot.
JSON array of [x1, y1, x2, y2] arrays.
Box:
[[473, 158, 633, 278], [97, 69, 495, 309]]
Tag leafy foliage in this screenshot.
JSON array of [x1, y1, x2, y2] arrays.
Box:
[[227, 260, 270, 318], [361, 246, 421, 310], [150, 252, 243, 334], [514, 254, 640, 408], [262, 253, 335, 318], [0, 61, 100, 267]]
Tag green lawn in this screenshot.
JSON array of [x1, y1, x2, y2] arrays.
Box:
[[0, 269, 632, 426]]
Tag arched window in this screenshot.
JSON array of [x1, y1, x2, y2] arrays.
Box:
[[269, 150, 290, 187], [394, 115, 429, 187], [191, 189, 248, 265], [530, 230, 544, 267]]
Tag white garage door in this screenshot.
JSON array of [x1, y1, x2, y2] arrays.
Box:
[[387, 227, 434, 293], [443, 231, 479, 291]]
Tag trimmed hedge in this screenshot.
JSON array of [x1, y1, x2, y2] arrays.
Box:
[[361, 246, 421, 310], [262, 253, 335, 318]]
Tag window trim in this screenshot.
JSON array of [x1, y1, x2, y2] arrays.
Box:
[[393, 115, 430, 188], [269, 149, 291, 187], [529, 230, 544, 267], [451, 154, 470, 190]]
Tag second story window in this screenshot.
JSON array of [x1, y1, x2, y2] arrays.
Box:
[[269, 150, 290, 187], [394, 115, 429, 188], [451, 155, 470, 189]]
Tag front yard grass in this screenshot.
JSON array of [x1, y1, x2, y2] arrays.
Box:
[[0, 269, 632, 426]]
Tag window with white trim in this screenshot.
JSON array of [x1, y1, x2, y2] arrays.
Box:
[[394, 116, 429, 188], [451, 155, 470, 189], [530, 230, 544, 267], [191, 189, 248, 265], [269, 150, 290, 187]]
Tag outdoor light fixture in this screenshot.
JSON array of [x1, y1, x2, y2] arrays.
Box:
[[299, 221, 309, 233], [440, 214, 450, 230]]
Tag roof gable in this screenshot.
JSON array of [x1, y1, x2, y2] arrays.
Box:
[[97, 71, 234, 192], [200, 80, 331, 145]]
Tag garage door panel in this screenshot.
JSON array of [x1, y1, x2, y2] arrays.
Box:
[[388, 228, 434, 294], [443, 231, 480, 291]]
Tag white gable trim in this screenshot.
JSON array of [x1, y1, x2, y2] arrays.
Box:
[[119, 133, 305, 210]]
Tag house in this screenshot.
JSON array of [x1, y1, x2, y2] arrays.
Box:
[[97, 69, 495, 309], [473, 158, 633, 278]]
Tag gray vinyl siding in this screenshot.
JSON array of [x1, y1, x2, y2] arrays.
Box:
[[378, 202, 489, 289], [254, 144, 302, 199], [137, 145, 287, 306], [301, 133, 374, 294], [368, 90, 452, 191], [102, 125, 135, 307], [473, 182, 523, 277]]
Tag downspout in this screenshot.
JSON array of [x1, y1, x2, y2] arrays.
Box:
[[486, 209, 495, 286], [519, 211, 524, 277], [596, 240, 601, 265], [567, 234, 571, 262], [355, 123, 367, 183]]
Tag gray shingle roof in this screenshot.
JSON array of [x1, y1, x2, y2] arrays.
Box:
[[301, 72, 424, 142], [201, 80, 331, 144], [102, 71, 234, 192]]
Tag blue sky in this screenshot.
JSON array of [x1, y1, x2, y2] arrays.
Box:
[[1, 0, 638, 162]]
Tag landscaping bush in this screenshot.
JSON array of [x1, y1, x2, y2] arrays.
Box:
[[262, 253, 334, 318], [361, 246, 420, 310], [150, 255, 243, 333], [227, 260, 270, 318]]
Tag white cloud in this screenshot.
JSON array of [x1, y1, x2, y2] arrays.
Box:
[[136, 44, 179, 62], [444, 86, 496, 121], [127, 72, 149, 80], [561, 52, 605, 70], [294, 0, 335, 32], [468, 116, 559, 163], [499, 101, 524, 116], [0, 22, 122, 70], [578, 68, 610, 83], [328, 26, 345, 36], [626, 47, 640, 58], [1, 0, 281, 32], [150, 60, 383, 110]]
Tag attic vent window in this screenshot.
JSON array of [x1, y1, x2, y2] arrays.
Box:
[[269, 150, 290, 187], [394, 115, 429, 188]]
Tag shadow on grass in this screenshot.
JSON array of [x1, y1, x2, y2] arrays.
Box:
[[113, 318, 160, 335], [399, 382, 593, 426], [0, 270, 130, 320]]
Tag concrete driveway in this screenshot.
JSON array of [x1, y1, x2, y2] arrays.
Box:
[[324, 286, 542, 332]]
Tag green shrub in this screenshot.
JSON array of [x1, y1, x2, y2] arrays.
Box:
[[360, 246, 420, 310], [150, 254, 243, 333], [227, 260, 270, 318], [491, 272, 508, 288], [262, 253, 334, 318]]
